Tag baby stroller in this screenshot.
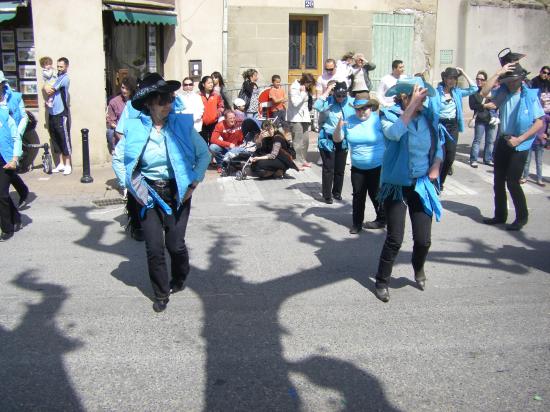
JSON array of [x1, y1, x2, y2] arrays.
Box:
[[220, 118, 260, 180]]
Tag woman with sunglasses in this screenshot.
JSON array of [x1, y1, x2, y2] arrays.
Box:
[[436, 67, 477, 190], [333, 92, 386, 234], [179, 77, 204, 132], [112, 73, 211, 313]]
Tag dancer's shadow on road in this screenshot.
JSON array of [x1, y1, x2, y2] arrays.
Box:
[[0, 271, 84, 410], [440, 200, 550, 274], [67, 202, 402, 410]]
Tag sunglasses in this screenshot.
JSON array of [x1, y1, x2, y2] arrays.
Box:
[[542, 71, 550, 75], [183, 82, 193, 86], [325, 68, 335, 72], [157, 93, 176, 106], [475, 78, 486, 81]]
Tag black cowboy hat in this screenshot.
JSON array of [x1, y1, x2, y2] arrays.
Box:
[[441, 67, 460, 80], [131, 73, 181, 111], [498, 62, 530, 83], [333, 81, 348, 97], [498, 48, 526, 66]]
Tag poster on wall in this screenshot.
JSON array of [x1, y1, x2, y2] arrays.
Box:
[[1, 52, 16, 72], [18, 64, 36, 79], [1, 31, 15, 50], [16, 28, 33, 44], [17, 46, 35, 62], [19, 80, 37, 95], [5, 75, 17, 90]]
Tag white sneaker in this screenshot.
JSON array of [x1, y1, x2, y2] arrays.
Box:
[[52, 164, 65, 173], [63, 165, 72, 175]]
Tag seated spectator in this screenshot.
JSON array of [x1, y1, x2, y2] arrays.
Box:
[[251, 120, 298, 178], [209, 110, 243, 172]]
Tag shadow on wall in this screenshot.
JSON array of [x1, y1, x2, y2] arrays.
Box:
[[0, 270, 84, 410]]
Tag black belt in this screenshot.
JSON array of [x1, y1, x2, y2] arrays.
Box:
[[440, 117, 457, 123], [145, 178, 175, 189]]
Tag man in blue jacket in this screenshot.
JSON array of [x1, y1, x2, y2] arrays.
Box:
[[481, 62, 544, 231]]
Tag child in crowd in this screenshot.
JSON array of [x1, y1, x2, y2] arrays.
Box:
[[39, 56, 56, 108], [269, 74, 287, 124], [233, 97, 246, 125]]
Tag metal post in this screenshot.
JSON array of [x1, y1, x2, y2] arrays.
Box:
[[80, 128, 93, 183]]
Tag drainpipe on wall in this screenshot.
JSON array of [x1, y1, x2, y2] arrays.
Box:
[[222, 0, 228, 79]]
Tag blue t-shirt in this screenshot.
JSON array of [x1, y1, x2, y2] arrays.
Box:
[[344, 113, 385, 170], [495, 86, 544, 151]]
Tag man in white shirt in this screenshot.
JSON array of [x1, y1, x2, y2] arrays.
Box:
[[316, 58, 338, 96], [335, 52, 355, 88], [376, 60, 405, 107]]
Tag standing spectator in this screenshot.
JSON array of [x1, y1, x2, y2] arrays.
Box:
[[334, 93, 386, 233], [0, 100, 21, 241], [106, 76, 136, 153], [287, 72, 315, 168], [481, 62, 544, 231], [374, 77, 443, 302], [211, 71, 232, 110], [112, 73, 210, 312], [209, 110, 243, 172], [0, 72, 29, 208], [199, 75, 224, 144], [436, 67, 477, 189], [376, 60, 405, 107], [269, 75, 287, 124], [45, 57, 72, 175], [240, 69, 260, 119], [335, 52, 355, 88], [313, 81, 355, 203], [316, 58, 339, 96], [529, 65, 550, 91], [178, 77, 204, 132], [469, 70, 497, 167], [521, 112, 548, 186], [350, 53, 376, 96]]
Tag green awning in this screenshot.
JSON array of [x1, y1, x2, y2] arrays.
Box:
[[113, 10, 177, 26], [0, 1, 21, 22]]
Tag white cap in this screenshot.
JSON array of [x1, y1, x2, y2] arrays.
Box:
[[233, 97, 246, 107]]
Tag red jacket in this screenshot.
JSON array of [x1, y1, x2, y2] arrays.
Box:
[[201, 92, 224, 125], [211, 121, 243, 148]]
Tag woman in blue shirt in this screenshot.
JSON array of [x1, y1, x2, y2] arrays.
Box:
[[112, 74, 211, 312], [437, 67, 477, 189], [333, 92, 386, 234], [374, 78, 444, 303]]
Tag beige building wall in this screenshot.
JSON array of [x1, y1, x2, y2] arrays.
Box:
[[164, 0, 223, 85], [225, 0, 438, 90], [435, 0, 550, 85], [32, 0, 107, 166]]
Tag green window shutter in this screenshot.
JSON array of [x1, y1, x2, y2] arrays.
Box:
[[371, 13, 414, 90]]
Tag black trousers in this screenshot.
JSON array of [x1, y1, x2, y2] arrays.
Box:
[[200, 122, 216, 145], [140, 181, 191, 301], [319, 142, 347, 200], [10, 173, 28, 198], [251, 158, 287, 177], [376, 186, 432, 286], [126, 192, 142, 230], [350, 166, 385, 227], [440, 118, 459, 186], [493, 137, 529, 222], [0, 157, 21, 234]]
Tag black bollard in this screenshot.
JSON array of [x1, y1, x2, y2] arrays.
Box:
[[80, 128, 93, 183]]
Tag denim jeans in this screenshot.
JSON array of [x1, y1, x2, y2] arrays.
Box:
[[522, 144, 544, 180], [209, 143, 228, 165], [470, 121, 496, 163]]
